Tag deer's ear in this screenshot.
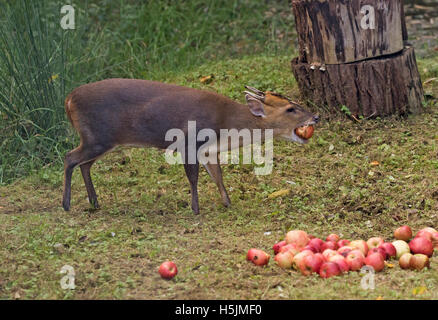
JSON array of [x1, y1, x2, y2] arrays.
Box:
[[245, 94, 265, 117]]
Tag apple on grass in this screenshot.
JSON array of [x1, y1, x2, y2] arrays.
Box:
[[366, 237, 384, 250], [319, 262, 341, 278], [326, 234, 340, 243], [285, 230, 310, 248], [321, 241, 338, 252], [293, 251, 314, 274], [275, 251, 294, 269], [415, 230, 433, 241], [394, 225, 412, 241], [399, 253, 413, 269], [350, 240, 369, 256], [364, 252, 385, 272], [409, 237, 434, 257], [322, 249, 338, 260], [158, 261, 178, 280], [273, 241, 287, 255], [247, 249, 270, 266], [334, 259, 350, 273], [367, 247, 387, 260], [303, 254, 324, 274], [279, 243, 300, 256], [337, 240, 350, 248], [392, 240, 410, 259], [410, 254, 430, 271], [338, 246, 354, 257], [308, 238, 324, 252], [379, 243, 397, 259], [346, 250, 365, 271]]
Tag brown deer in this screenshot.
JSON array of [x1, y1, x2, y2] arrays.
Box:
[[63, 79, 319, 214]]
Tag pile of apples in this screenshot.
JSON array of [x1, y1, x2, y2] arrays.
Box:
[[247, 226, 437, 278]]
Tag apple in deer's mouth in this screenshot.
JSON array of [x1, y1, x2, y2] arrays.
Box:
[[295, 125, 314, 140], [158, 261, 178, 280]]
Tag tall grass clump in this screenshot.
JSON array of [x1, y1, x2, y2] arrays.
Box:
[[0, 0, 107, 184]]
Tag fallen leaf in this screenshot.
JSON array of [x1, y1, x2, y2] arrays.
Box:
[[376, 296, 384, 300], [268, 189, 290, 199], [412, 286, 427, 295], [370, 161, 380, 166], [384, 261, 394, 268], [200, 74, 214, 84]]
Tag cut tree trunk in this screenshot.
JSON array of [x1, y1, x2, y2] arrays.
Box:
[[291, 46, 424, 118], [292, 0, 404, 65]]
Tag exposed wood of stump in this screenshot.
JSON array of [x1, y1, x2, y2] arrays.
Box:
[[292, 0, 404, 65], [291, 47, 424, 117]]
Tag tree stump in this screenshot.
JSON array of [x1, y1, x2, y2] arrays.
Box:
[[291, 0, 424, 117], [292, 46, 424, 117]]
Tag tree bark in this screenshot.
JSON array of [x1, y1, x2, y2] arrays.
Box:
[[292, 0, 404, 65], [291, 46, 424, 117]]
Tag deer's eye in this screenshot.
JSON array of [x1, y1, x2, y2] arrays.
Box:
[[286, 107, 296, 113]]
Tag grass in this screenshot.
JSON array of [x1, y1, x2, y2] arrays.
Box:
[[1, 53, 438, 299]]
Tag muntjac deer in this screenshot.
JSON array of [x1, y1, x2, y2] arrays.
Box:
[[63, 79, 319, 214]]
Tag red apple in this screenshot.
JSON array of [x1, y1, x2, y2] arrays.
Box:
[[415, 230, 433, 241], [337, 246, 354, 257], [394, 225, 412, 241], [303, 254, 324, 274], [379, 243, 396, 259], [249, 249, 270, 266], [273, 240, 287, 255], [322, 249, 338, 260], [367, 247, 387, 260], [293, 251, 313, 273], [158, 261, 178, 280], [366, 237, 385, 249], [274, 251, 294, 269], [399, 253, 413, 269], [321, 241, 338, 252], [308, 238, 324, 252], [346, 250, 365, 271], [302, 245, 318, 253], [410, 254, 430, 271], [326, 234, 340, 243], [279, 243, 300, 255], [350, 240, 369, 256], [364, 252, 385, 272], [409, 237, 434, 257], [328, 254, 345, 263], [337, 239, 350, 248], [417, 227, 437, 239], [392, 240, 410, 259], [247, 248, 258, 261], [319, 262, 341, 278], [285, 230, 310, 248], [334, 259, 350, 273], [314, 253, 326, 262]]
